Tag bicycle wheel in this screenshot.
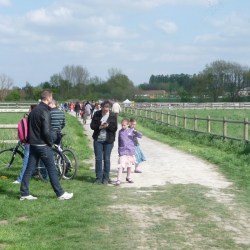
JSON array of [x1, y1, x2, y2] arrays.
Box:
[[37, 148, 65, 182], [0, 148, 24, 177], [62, 149, 78, 180]]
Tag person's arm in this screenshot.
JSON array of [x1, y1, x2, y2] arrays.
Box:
[[61, 112, 65, 129], [42, 111, 53, 146], [106, 114, 117, 133], [90, 112, 101, 131], [133, 130, 143, 138]]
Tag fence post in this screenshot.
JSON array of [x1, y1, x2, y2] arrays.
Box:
[[174, 113, 178, 126], [207, 115, 211, 133], [183, 114, 187, 129], [223, 117, 227, 141], [194, 115, 197, 131], [167, 112, 170, 126], [161, 111, 164, 123], [145, 109, 148, 118], [244, 118, 248, 141]]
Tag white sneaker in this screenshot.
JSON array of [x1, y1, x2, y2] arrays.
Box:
[[20, 195, 38, 201], [13, 180, 21, 184], [58, 192, 73, 200]]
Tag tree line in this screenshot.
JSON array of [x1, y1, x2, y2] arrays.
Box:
[[1, 60, 250, 102], [140, 60, 250, 102]]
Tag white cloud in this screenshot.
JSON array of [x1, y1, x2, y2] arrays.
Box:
[[211, 13, 250, 37], [156, 20, 177, 33], [0, 0, 11, 6], [58, 40, 88, 52], [26, 8, 52, 24], [194, 33, 225, 43], [26, 7, 71, 25]]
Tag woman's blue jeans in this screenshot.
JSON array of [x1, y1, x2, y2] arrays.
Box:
[[93, 140, 114, 182], [17, 144, 30, 182], [20, 145, 64, 197]]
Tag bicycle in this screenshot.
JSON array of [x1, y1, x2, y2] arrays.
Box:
[[55, 133, 78, 180], [0, 141, 65, 182]]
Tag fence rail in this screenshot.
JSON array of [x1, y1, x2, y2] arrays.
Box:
[[124, 107, 250, 142], [131, 102, 250, 110]]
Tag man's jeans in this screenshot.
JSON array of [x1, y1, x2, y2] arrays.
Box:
[[20, 145, 64, 197], [93, 140, 114, 182]]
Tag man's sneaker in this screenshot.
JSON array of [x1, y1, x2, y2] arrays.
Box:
[[58, 192, 73, 200], [13, 180, 21, 184], [20, 195, 37, 201]]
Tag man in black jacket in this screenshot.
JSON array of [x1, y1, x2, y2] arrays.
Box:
[[20, 90, 73, 200]]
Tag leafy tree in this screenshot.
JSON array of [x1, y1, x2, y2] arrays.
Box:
[[5, 88, 21, 101], [105, 73, 135, 100]]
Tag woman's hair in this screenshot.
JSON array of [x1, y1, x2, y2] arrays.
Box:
[[101, 100, 111, 108]]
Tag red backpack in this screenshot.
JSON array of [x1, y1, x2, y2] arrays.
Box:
[[17, 115, 28, 143]]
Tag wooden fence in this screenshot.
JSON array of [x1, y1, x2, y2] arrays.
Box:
[[123, 107, 250, 142], [130, 102, 250, 110]]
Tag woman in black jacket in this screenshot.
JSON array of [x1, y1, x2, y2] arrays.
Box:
[[90, 100, 118, 184]]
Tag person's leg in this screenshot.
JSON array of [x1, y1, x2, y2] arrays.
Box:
[[116, 155, 126, 185], [134, 146, 144, 173], [20, 146, 38, 196], [126, 156, 135, 183], [102, 142, 113, 183], [17, 144, 30, 182], [93, 140, 103, 183], [39, 146, 64, 197]]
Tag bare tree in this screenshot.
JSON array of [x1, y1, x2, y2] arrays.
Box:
[[0, 74, 13, 101], [107, 68, 122, 79], [61, 65, 89, 86]]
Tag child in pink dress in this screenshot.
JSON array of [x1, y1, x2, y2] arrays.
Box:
[[116, 118, 142, 185]]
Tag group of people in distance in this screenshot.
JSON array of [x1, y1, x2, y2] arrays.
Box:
[[90, 100, 145, 186]]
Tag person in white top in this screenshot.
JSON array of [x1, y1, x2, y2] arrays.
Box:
[[111, 100, 121, 117]]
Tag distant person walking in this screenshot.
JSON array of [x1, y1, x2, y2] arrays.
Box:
[[111, 100, 121, 118], [74, 101, 81, 117], [20, 90, 73, 200]]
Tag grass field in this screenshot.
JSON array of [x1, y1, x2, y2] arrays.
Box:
[[1, 111, 250, 249]]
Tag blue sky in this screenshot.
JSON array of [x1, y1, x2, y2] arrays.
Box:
[[0, 0, 250, 87]]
